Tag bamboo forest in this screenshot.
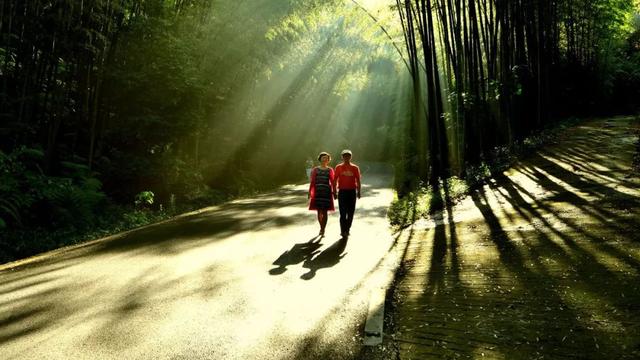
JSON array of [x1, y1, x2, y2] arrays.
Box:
[[1, 1, 640, 359]]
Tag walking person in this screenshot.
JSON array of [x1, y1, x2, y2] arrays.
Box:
[[333, 149, 361, 238], [308, 152, 335, 236]]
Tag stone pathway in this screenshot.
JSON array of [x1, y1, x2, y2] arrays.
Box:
[[388, 117, 640, 359]]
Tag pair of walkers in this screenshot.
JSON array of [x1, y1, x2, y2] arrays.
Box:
[[308, 149, 361, 237]]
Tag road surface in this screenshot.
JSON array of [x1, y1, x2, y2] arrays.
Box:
[[0, 165, 397, 359]]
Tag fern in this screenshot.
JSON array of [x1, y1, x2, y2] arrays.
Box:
[[60, 161, 90, 178], [0, 194, 25, 226]]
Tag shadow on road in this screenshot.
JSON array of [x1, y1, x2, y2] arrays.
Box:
[[270, 236, 323, 275], [1, 188, 309, 272], [300, 237, 348, 280]]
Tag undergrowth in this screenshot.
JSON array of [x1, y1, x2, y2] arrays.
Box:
[[388, 117, 581, 229], [0, 147, 235, 264]]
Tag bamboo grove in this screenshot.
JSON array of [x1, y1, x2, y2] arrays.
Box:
[[0, 0, 638, 214], [395, 0, 640, 186], [0, 0, 408, 252], [0, 0, 359, 201], [0, 0, 213, 173]]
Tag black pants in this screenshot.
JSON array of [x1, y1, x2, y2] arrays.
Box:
[[338, 190, 357, 234]]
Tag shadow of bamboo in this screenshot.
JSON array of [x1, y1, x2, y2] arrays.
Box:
[[494, 172, 640, 272]]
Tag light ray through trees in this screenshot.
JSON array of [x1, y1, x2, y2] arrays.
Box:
[[200, 2, 409, 188]]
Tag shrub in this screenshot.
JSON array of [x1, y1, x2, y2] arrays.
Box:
[[135, 191, 155, 208]]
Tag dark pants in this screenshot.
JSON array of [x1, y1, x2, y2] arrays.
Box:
[[338, 189, 357, 235]]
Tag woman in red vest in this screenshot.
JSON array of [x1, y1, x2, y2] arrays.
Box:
[[308, 152, 335, 236]]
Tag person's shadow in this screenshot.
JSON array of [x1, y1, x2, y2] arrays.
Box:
[[300, 237, 348, 280], [269, 236, 323, 275]]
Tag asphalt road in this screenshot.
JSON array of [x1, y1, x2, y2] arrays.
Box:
[[0, 166, 397, 360]]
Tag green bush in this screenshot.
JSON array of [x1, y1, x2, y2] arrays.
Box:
[[0, 147, 112, 261], [0, 147, 109, 231], [464, 162, 492, 189], [135, 191, 155, 208], [0, 148, 39, 228], [388, 177, 468, 229], [388, 188, 430, 228]]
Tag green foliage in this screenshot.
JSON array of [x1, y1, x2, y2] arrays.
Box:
[[0, 146, 108, 257], [388, 176, 469, 229], [0, 195, 24, 228], [445, 176, 470, 202], [388, 187, 430, 228], [0, 148, 39, 228], [122, 209, 156, 228], [134, 191, 155, 208], [0, 146, 106, 262], [463, 163, 492, 190]]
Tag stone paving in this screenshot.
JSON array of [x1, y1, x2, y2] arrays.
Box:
[[387, 117, 640, 359]]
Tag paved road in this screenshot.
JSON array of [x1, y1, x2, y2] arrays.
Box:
[[0, 166, 397, 359]]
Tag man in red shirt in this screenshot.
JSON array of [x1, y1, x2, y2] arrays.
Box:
[[333, 149, 361, 238]]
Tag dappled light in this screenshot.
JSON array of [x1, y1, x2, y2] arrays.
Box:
[[392, 117, 640, 358], [0, 0, 410, 265]]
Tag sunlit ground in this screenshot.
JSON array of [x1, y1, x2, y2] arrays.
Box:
[[0, 166, 399, 360], [392, 116, 640, 359]]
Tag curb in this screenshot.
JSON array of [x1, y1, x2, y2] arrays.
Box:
[[363, 229, 412, 346]]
